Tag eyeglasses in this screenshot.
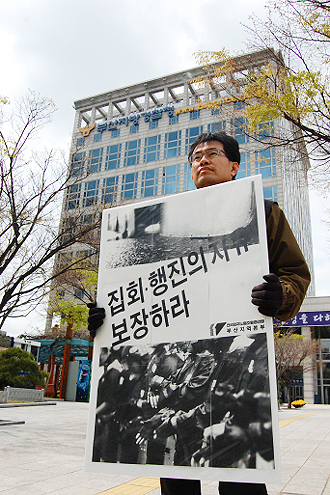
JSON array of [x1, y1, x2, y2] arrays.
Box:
[[189, 148, 227, 163]]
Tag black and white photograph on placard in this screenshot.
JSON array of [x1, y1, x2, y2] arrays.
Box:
[[92, 334, 273, 470]]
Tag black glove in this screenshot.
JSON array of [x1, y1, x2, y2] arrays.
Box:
[[251, 273, 283, 317], [87, 302, 105, 337]]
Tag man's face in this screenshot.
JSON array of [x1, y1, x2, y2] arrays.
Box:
[[191, 140, 239, 189]]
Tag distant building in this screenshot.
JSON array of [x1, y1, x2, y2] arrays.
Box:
[[49, 49, 330, 404], [9, 336, 41, 362], [61, 49, 314, 296]]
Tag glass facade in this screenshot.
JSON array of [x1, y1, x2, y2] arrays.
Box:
[[124, 139, 141, 167], [111, 129, 120, 138], [255, 147, 276, 178], [236, 152, 251, 179], [169, 115, 179, 125], [83, 180, 100, 207], [65, 184, 81, 210], [102, 176, 118, 204], [105, 144, 121, 170], [208, 121, 226, 133], [263, 185, 278, 202], [190, 110, 200, 120], [234, 118, 249, 144], [164, 131, 181, 159], [130, 124, 139, 134], [88, 148, 103, 174], [141, 169, 159, 197], [122, 172, 138, 199], [162, 165, 180, 194], [184, 163, 195, 191], [71, 152, 85, 177], [144, 135, 161, 163], [185, 126, 203, 154]]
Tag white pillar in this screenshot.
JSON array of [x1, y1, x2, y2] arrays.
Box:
[[183, 81, 189, 106], [301, 326, 315, 404], [144, 91, 149, 111], [126, 96, 131, 115], [90, 106, 96, 125], [107, 100, 113, 119]]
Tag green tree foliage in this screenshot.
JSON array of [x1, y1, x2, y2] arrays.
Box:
[[49, 260, 98, 331], [193, 0, 330, 185], [0, 347, 47, 390]]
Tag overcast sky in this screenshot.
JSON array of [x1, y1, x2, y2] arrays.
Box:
[[1, 0, 329, 337]]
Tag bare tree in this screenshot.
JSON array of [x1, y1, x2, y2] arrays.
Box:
[[274, 328, 318, 407], [0, 91, 102, 330]]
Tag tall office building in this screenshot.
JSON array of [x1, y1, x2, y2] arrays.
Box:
[[60, 48, 315, 300]]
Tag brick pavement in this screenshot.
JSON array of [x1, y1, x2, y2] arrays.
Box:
[[0, 401, 329, 495]]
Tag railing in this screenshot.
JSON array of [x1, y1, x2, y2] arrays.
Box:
[[0, 387, 44, 403]]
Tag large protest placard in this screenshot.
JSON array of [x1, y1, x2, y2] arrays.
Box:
[[85, 175, 281, 484]]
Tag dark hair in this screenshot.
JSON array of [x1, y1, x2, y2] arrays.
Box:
[[188, 131, 241, 165]]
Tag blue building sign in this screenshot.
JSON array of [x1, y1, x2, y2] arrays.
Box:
[[97, 106, 175, 133], [275, 311, 330, 327]]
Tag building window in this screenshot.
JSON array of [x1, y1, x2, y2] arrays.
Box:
[[105, 144, 121, 170], [130, 124, 139, 134], [83, 180, 100, 207], [75, 288, 84, 300], [70, 152, 85, 177], [65, 184, 81, 210], [212, 108, 220, 115], [234, 101, 245, 112], [169, 114, 179, 125], [184, 163, 195, 191], [76, 137, 85, 147], [256, 120, 275, 140], [102, 176, 118, 204], [93, 133, 102, 143], [233, 118, 249, 144], [149, 121, 159, 130], [190, 110, 200, 120], [263, 185, 278, 202], [236, 152, 251, 179], [162, 165, 181, 195], [122, 172, 138, 200], [82, 214, 93, 225], [208, 121, 226, 133], [111, 129, 120, 138], [124, 139, 141, 167], [164, 131, 181, 159], [141, 169, 159, 197], [88, 148, 103, 174], [185, 126, 203, 154], [144, 135, 161, 163], [255, 148, 276, 178]]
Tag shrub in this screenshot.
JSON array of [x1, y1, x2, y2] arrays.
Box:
[[0, 347, 47, 390]]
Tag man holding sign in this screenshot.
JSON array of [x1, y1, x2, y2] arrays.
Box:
[[88, 132, 310, 495]]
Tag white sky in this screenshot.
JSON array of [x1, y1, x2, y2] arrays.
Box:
[[1, 0, 329, 337]]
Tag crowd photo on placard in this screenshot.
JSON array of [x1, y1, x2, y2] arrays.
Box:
[[92, 333, 274, 470]]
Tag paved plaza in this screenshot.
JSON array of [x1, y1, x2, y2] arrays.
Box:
[[0, 401, 329, 495]]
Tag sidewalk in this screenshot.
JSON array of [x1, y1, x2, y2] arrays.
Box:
[[0, 401, 329, 495]]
